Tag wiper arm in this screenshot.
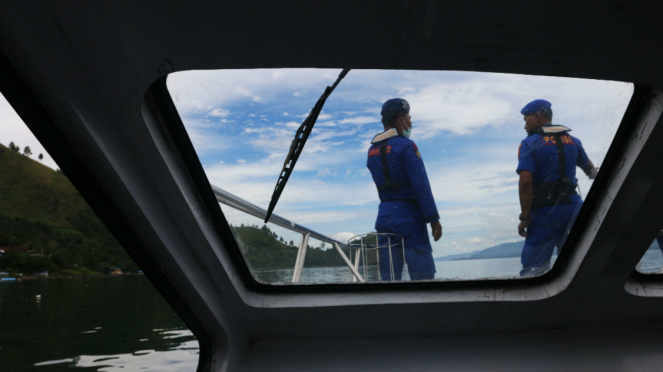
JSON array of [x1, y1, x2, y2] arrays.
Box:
[[264, 68, 350, 223]]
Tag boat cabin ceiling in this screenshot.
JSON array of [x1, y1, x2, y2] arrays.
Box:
[[2, 1, 663, 371]]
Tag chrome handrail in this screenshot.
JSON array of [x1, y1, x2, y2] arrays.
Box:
[[211, 185, 363, 282], [212, 185, 346, 247]]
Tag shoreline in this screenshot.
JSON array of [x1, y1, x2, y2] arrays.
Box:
[[2, 273, 144, 282]]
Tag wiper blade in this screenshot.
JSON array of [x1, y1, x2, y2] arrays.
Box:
[[264, 68, 350, 223]]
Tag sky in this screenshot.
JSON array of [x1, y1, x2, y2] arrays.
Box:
[[0, 69, 633, 259], [167, 69, 633, 258], [0, 97, 58, 170]]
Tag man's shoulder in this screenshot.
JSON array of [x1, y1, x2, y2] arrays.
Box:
[[569, 134, 583, 144], [521, 134, 541, 146], [390, 136, 415, 147]]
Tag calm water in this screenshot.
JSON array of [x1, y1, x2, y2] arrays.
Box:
[[4, 254, 660, 371], [0, 276, 199, 372], [637, 250, 663, 273], [253, 256, 560, 283]]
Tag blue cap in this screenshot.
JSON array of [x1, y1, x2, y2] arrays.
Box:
[[521, 99, 551, 115], [381, 98, 410, 115]]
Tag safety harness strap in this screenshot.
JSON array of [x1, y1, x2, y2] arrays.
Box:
[[553, 133, 569, 183], [531, 132, 577, 210], [376, 139, 411, 192]]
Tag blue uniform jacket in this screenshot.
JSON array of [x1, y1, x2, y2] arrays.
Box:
[[367, 134, 440, 223], [516, 125, 589, 210]]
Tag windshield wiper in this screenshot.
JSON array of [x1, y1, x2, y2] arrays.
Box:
[[264, 69, 350, 223]]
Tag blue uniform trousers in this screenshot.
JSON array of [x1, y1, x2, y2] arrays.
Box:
[[376, 215, 436, 281], [521, 202, 582, 277]]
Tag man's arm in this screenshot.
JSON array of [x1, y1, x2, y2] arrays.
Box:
[[403, 144, 442, 241], [576, 139, 597, 179], [518, 171, 533, 237], [580, 159, 598, 179]]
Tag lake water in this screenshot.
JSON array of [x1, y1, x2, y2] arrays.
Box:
[[0, 276, 199, 372], [254, 256, 552, 283], [637, 250, 663, 274], [3, 253, 662, 371], [254, 250, 663, 284]]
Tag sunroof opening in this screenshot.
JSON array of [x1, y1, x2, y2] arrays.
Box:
[[167, 69, 633, 285]]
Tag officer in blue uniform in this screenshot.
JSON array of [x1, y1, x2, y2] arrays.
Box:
[[517, 99, 597, 277], [367, 98, 443, 281]]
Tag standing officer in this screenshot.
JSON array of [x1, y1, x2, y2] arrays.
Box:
[[367, 98, 442, 281], [516, 99, 598, 277]]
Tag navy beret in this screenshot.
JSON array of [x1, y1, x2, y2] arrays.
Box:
[[381, 98, 410, 115], [521, 99, 552, 115]]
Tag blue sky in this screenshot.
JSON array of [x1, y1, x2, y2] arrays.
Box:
[[166, 69, 633, 257]]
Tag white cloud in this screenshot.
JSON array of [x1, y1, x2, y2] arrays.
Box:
[[337, 116, 377, 126], [316, 121, 337, 127], [209, 108, 229, 117], [283, 121, 301, 129], [333, 232, 358, 243]]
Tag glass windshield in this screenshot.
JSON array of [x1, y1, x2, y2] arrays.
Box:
[[167, 69, 633, 284]]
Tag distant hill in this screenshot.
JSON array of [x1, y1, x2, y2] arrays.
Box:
[[460, 241, 525, 260], [436, 239, 663, 262], [435, 241, 524, 261], [434, 252, 476, 261], [0, 143, 138, 275]]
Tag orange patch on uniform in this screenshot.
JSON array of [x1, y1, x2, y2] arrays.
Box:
[[541, 135, 575, 146], [386, 146, 392, 153], [518, 144, 521, 159], [368, 148, 380, 157], [560, 135, 575, 144]]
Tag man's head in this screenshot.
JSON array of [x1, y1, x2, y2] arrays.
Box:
[[521, 99, 553, 133], [381, 98, 412, 137]]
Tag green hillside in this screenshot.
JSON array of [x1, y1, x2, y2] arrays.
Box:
[[0, 144, 91, 229], [0, 142, 348, 275], [232, 224, 347, 270], [0, 143, 138, 275]]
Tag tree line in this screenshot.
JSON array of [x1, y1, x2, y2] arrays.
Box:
[[0, 213, 139, 276], [7, 141, 43, 161], [231, 224, 348, 269]]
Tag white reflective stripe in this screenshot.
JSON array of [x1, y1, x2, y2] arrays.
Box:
[[541, 125, 572, 133], [371, 128, 399, 144]]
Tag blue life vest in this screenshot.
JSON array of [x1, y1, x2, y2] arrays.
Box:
[[367, 129, 439, 223], [517, 125, 590, 210]]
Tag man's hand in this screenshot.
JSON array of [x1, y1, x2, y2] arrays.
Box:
[[431, 220, 442, 242], [518, 220, 530, 237], [583, 160, 598, 179], [588, 167, 598, 180]]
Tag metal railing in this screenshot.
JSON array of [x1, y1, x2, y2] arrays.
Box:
[[211, 185, 364, 282]]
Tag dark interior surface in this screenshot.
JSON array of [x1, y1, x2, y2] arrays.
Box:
[[2, 1, 663, 371]]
